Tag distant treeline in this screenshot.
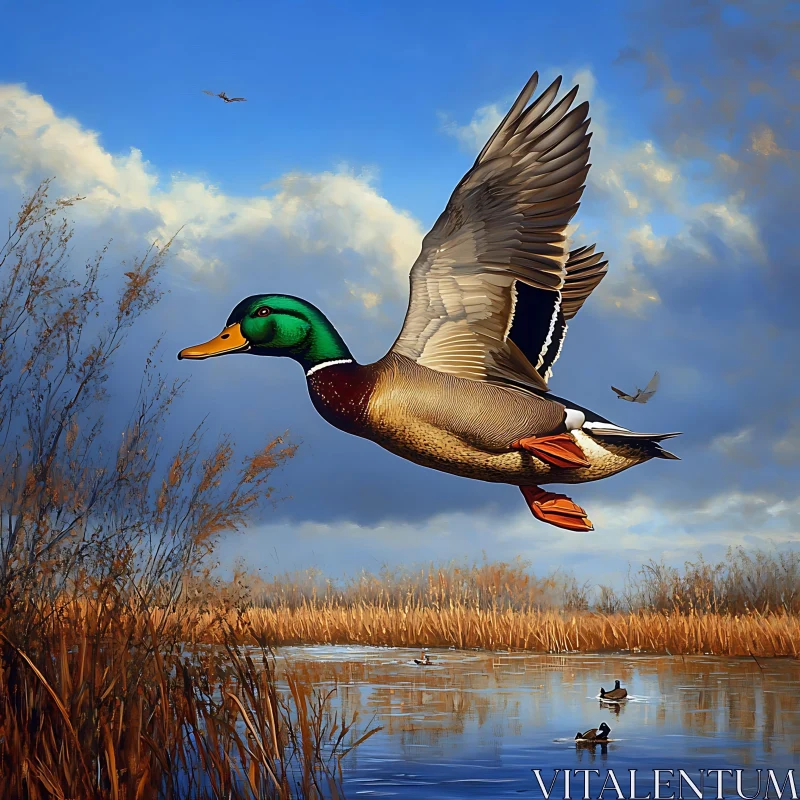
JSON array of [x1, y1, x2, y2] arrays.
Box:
[[233, 547, 800, 617]]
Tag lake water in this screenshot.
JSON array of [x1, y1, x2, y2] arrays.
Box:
[[275, 646, 800, 799]]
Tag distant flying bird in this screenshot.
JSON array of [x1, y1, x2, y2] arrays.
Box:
[[611, 372, 660, 404], [203, 90, 246, 103]]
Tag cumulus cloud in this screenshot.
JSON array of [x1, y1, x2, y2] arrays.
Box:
[[0, 84, 424, 308], [438, 103, 503, 155], [436, 69, 767, 319]]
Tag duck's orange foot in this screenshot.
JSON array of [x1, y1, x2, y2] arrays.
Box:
[[511, 433, 590, 469], [520, 486, 594, 532]]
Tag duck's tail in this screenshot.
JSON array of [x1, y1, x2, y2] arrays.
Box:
[[575, 733, 582, 740], [583, 425, 682, 460], [600, 688, 606, 697]]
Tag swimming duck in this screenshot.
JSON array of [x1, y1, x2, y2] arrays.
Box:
[[575, 722, 611, 742], [600, 680, 628, 701], [414, 651, 433, 666], [178, 71, 680, 533]]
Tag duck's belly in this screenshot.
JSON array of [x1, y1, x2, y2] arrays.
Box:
[[363, 416, 648, 486]]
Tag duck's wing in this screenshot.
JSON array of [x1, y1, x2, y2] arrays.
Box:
[[203, 90, 217, 96], [391, 72, 601, 392], [229, 97, 247, 102], [525, 244, 608, 382]]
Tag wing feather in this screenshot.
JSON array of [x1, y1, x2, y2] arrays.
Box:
[[391, 72, 608, 391]]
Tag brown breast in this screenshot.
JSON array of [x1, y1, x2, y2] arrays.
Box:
[[306, 362, 377, 435]]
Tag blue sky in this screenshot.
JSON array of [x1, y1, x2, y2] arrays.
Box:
[[1, 0, 798, 588]]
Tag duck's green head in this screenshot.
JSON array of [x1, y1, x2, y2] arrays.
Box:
[[177, 294, 352, 371]]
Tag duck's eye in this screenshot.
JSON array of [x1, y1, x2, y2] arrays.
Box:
[[255, 307, 272, 318]]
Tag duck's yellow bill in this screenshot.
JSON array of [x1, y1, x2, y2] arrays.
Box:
[[177, 323, 249, 360]]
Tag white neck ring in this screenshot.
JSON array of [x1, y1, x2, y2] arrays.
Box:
[[305, 358, 354, 377]]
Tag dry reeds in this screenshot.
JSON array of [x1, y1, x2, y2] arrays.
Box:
[[0, 181, 382, 798], [213, 552, 800, 657], [229, 604, 800, 657], [0, 601, 380, 799]]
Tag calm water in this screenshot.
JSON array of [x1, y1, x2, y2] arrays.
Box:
[[274, 646, 800, 799]]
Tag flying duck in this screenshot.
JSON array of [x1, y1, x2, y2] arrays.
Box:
[[180, 71, 680, 533]]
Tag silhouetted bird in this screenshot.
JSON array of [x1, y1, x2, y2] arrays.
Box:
[[203, 90, 246, 103], [611, 371, 659, 403]]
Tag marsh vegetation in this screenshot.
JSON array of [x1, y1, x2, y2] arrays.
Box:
[[208, 549, 800, 657], [0, 182, 378, 799]]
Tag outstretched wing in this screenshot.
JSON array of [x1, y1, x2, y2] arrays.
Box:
[[391, 72, 600, 392], [643, 371, 660, 394], [203, 90, 217, 96], [636, 371, 660, 403], [611, 386, 634, 401], [228, 97, 247, 102]]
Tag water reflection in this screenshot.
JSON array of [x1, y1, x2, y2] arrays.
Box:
[[274, 647, 800, 798]]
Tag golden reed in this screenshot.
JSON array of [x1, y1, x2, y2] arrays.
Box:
[[182, 604, 799, 657]]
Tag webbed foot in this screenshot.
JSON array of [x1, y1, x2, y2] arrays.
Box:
[[520, 486, 594, 532], [511, 432, 590, 469]]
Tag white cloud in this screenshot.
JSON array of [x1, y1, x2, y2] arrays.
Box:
[[0, 84, 424, 307], [439, 103, 503, 155], [711, 427, 754, 460], [627, 223, 668, 264], [687, 192, 764, 260], [436, 69, 768, 318]]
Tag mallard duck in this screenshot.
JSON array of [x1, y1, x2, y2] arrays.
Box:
[[179, 71, 680, 533], [600, 680, 628, 701], [575, 722, 611, 742], [414, 651, 433, 666]]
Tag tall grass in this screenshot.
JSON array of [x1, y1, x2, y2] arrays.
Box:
[[0, 600, 380, 799], [234, 603, 800, 657], [0, 182, 378, 799], [247, 556, 563, 611]]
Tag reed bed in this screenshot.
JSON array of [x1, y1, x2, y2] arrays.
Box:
[[0, 604, 380, 800], [222, 604, 800, 657], [211, 550, 800, 657], [91, 599, 800, 658]]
